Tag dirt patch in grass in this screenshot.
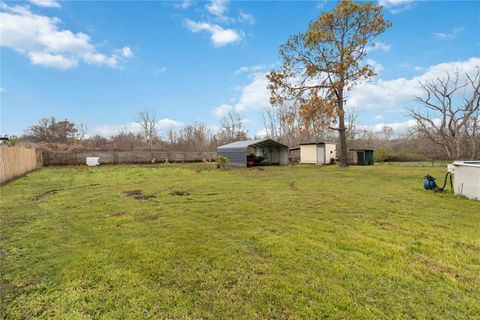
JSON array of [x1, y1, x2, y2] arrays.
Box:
[[123, 190, 143, 196], [34, 184, 100, 203], [135, 214, 159, 222], [34, 188, 63, 202], [109, 212, 125, 217], [122, 190, 155, 200], [170, 190, 191, 196], [372, 219, 397, 230], [411, 255, 468, 281]]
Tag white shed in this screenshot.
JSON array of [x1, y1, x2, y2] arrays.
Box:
[[299, 142, 336, 165]]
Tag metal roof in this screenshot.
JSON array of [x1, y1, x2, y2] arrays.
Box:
[[452, 161, 480, 168], [218, 139, 288, 151]]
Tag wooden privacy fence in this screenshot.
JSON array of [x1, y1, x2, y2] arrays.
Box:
[[43, 150, 218, 166], [0, 147, 42, 184]]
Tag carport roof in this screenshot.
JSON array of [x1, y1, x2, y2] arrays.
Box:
[[218, 139, 288, 151]]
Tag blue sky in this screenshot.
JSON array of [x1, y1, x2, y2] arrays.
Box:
[[1, 0, 479, 137]]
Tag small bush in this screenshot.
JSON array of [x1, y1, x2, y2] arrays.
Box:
[[375, 148, 428, 162], [217, 155, 229, 169]]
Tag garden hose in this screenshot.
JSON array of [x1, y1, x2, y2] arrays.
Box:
[[436, 171, 453, 192]]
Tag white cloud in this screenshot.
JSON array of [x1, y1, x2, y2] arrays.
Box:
[[121, 47, 133, 58], [234, 64, 266, 75], [94, 118, 184, 137], [206, 0, 228, 19], [316, 0, 328, 9], [28, 51, 78, 69], [157, 118, 184, 129], [366, 59, 384, 74], [432, 27, 463, 40], [360, 119, 417, 132], [234, 66, 249, 74], [378, 0, 414, 7], [206, 124, 220, 133], [184, 19, 243, 47], [213, 104, 232, 117], [347, 57, 480, 110], [0, 86, 5, 93], [255, 128, 268, 138], [174, 0, 194, 9], [154, 67, 167, 75], [368, 41, 391, 53], [94, 122, 138, 137], [413, 66, 425, 71], [378, 0, 415, 14], [238, 10, 255, 25], [213, 72, 270, 117], [28, 0, 60, 8], [234, 72, 270, 112], [362, 118, 443, 133], [0, 3, 133, 69]]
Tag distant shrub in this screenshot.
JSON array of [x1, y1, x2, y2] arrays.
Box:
[[374, 148, 428, 162]]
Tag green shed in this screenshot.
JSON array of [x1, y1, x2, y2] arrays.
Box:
[[348, 148, 375, 165]]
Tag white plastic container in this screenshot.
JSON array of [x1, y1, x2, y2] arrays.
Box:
[[86, 157, 100, 166]]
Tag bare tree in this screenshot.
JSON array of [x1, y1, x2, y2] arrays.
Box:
[[168, 122, 216, 151], [262, 102, 302, 146], [346, 107, 358, 145], [23, 117, 84, 143], [135, 111, 159, 150], [407, 69, 480, 159], [217, 111, 248, 144], [381, 126, 394, 142], [77, 123, 88, 141], [263, 99, 341, 147]]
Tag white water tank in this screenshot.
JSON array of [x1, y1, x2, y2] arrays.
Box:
[[451, 161, 480, 200], [86, 157, 100, 166]]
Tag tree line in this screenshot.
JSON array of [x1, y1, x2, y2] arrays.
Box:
[[9, 109, 248, 153]]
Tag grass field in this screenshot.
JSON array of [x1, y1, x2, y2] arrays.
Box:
[[1, 164, 479, 319]]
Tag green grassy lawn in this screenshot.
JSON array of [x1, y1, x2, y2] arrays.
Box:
[[1, 164, 479, 319]]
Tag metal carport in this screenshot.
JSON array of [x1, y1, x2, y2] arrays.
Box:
[[217, 139, 289, 168]]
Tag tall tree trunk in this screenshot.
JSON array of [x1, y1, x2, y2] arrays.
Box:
[[471, 137, 477, 160], [443, 142, 452, 159], [338, 94, 349, 167]]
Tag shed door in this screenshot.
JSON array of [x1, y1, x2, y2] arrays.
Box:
[[365, 150, 374, 165], [357, 151, 365, 165], [316, 145, 325, 164]]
